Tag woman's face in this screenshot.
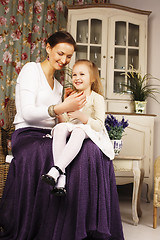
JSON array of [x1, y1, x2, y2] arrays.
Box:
[[46, 42, 74, 70]]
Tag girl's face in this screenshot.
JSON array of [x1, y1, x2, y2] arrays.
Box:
[[46, 42, 74, 70], [72, 63, 92, 95]]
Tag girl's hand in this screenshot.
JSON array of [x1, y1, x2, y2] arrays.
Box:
[[68, 111, 88, 124], [67, 110, 80, 119], [57, 114, 65, 123]]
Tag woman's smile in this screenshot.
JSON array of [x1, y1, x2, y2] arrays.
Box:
[[57, 62, 64, 68]]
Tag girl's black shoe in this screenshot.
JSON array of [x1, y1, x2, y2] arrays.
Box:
[[41, 174, 56, 187], [41, 165, 64, 187], [51, 187, 66, 197]]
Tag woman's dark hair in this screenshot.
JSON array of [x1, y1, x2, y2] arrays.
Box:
[[46, 31, 76, 51]]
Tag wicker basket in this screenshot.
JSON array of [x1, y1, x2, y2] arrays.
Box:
[[0, 131, 9, 198], [0, 162, 10, 198], [0, 99, 16, 199]]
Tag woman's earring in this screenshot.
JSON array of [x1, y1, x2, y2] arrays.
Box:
[[47, 55, 49, 61]]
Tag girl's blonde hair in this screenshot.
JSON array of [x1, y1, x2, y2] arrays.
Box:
[[73, 59, 104, 95]]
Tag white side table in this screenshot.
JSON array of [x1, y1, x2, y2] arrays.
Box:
[[107, 114, 155, 203], [113, 155, 144, 225]]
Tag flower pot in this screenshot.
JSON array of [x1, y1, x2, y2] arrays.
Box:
[[111, 139, 122, 156], [134, 101, 147, 114]]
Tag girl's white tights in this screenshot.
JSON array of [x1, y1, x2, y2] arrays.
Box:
[[47, 123, 87, 188]]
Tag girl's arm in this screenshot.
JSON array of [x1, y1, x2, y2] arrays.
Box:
[[68, 93, 105, 132], [87, 94, 105, 132]]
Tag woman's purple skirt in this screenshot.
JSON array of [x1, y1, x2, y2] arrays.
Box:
[[0, 127, 124, 240]]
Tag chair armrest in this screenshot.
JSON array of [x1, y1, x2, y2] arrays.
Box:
[[154, 176, 160, 206], [154, 156, 160, 177]]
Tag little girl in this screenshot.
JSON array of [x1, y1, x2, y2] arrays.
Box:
[[42, 59, 115, 196]]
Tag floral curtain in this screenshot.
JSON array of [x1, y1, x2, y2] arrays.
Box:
[[0, 0, 109, 127]]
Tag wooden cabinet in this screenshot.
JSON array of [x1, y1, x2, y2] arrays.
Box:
[[67, 4, 154, 200], [67, 4, 151, 113]]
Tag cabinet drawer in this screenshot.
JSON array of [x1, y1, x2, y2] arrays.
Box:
[[106, 101, 134, 113]]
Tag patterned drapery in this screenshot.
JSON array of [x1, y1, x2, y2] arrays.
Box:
[[0, 0, 109, 127]]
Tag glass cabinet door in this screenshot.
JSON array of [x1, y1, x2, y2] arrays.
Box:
[[90, 19, 102, 44], [108, 17, 141, 99], [75, 18, 102, 76], [76, 20, 88, 43], [114, 21, 139, 94]]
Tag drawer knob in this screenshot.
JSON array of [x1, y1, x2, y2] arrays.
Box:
[[125, 106, 128, 109]]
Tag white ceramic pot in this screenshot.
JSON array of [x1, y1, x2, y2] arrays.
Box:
[[134, 101, 147, 114], [111, 139, 123, 156]]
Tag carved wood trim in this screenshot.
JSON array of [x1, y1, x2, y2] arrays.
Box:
[[67, 4, 152, 16]]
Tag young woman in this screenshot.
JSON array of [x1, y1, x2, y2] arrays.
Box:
[[42, 60, 115, 197], [0, 32, 124, 240]]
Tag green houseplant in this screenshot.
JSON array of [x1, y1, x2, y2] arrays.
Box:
[[121, 65, 160, 113]]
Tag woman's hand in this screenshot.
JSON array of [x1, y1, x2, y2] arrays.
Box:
[[63, 91, 86, 112], [64, 88, 75, 99], [54, 91, 86, 116]]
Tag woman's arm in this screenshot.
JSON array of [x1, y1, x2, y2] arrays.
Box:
[[17, 63, 51, 124]]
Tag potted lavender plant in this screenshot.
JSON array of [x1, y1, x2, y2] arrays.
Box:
[[105, 114, 129, 155]]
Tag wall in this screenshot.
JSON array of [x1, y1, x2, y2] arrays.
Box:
[[111, 0, 160, 162]]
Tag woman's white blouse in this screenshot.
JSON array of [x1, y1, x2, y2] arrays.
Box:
[[14, 62, 63, 130]]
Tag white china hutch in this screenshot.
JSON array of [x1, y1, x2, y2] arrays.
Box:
[[67, 4, 154, 213]]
